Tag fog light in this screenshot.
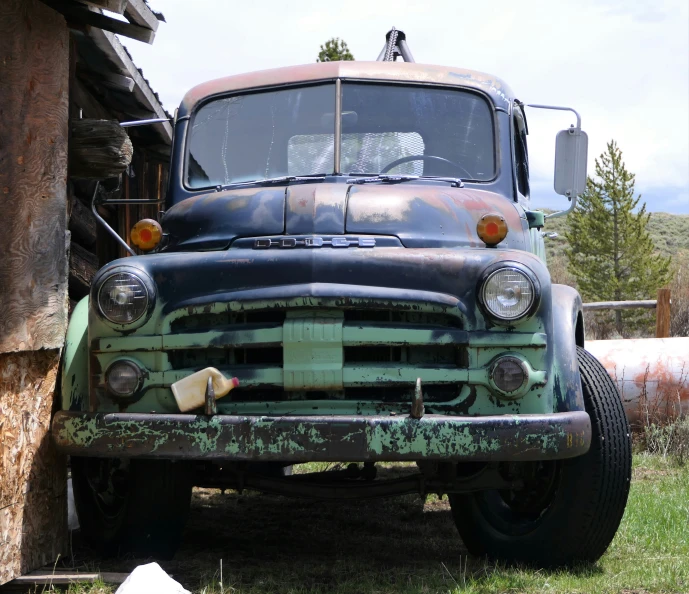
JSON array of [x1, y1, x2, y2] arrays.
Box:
[[105, 360, 143, 397], [491, 357, 528, 394]]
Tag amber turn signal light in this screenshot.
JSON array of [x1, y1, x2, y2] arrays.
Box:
[[477, 213, 508, 247], [130, 218, 162, 252]]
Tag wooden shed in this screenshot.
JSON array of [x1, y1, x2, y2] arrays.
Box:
[[0, 0, 171, 583]]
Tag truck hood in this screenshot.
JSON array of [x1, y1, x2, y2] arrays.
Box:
[[161, 183, 528, 251]]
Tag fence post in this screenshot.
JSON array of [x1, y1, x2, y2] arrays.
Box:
[[655, 288, 671, 338]]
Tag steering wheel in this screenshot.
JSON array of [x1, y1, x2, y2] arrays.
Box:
[[380, 154, 472, 178]]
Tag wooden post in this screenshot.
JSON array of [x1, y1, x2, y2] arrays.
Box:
[[655, 288, 671, 338], [0, 0, 69, 583]]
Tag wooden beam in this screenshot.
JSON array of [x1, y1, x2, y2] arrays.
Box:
[[0, 0, 71, 354], [40, 0, 156, 44], [72, 76, 114, 119], [74, 0, 127, 13], [100, 71, 135, 91], [69, 240, 99, 298], [5, 569, 128, 588], [69, 191, 98, 247], [86, 27, 173, 143], [655, 288, 671, 338], [124, 0, 160, 32], [582, 300, 657, 311], [75, 61, 135, 91]]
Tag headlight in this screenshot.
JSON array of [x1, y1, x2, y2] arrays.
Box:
[[97, 271, 149, 324], [105, 360, 143, 397], [481, 267, 536, 321]]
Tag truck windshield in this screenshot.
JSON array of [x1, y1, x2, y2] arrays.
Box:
[[186, 83, 495, 189]]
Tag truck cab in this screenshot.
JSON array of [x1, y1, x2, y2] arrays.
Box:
[[54, 54, 631, 566]]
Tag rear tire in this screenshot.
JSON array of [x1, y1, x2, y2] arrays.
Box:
[[449, 347, 631, 567], [71, 457, 193, 559]]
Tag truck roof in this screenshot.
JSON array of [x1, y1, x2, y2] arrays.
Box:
[[178, 61, 515, 118]]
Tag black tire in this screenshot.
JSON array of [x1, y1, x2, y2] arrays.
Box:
[[71, 457, 193, 559], [449, 347, 631, 567]]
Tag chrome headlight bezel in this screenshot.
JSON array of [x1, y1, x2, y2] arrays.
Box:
[[94, 266, 156, 329], [105, 359, 144, 399], [478, 262, 541, 324]]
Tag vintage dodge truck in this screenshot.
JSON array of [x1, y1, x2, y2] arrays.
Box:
[[53, 34, 631, 566]]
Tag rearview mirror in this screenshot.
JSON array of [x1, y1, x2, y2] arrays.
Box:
[[554, 126, 588, 197]]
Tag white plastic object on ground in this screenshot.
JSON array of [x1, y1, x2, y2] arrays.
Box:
[[115, 562, 190, 594]]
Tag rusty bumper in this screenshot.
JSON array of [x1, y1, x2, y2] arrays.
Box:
[[52, 410, 591, 462]]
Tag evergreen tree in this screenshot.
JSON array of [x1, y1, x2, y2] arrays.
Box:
[[317, 38, 354, 62], [565, 141, 672, 336]]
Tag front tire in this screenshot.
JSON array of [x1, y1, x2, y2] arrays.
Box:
[[71, 457, 193, 559], [449, 347, 631, 567]]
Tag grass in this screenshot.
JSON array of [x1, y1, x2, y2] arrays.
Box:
[[35, 455, 689, 594]]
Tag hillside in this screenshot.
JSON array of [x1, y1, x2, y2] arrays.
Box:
[[536, 210, 689, 271], [534, 210, 689, 338]]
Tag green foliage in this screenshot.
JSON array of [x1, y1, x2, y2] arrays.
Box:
[[564, 141, 673, 335], [317, 38, 354, 62]]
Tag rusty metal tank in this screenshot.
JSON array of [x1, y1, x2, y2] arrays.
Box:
[[586, 338, 689, 427]]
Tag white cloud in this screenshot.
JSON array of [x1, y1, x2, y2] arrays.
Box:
[[127, 0, 688, 212]]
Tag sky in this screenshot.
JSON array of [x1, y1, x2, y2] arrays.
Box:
[[124, 0, 689, 213]]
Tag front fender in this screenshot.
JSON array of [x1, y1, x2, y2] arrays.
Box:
[[61, 297, 89, 411], [550, 284, 585, 412]]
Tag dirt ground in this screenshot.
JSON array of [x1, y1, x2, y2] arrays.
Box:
[[64, 465, 467, 592]]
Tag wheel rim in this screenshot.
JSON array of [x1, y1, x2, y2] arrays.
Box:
[[476, 461, 562, 537]]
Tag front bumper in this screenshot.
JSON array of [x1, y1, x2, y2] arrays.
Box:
[[52, 410, 591, 462]]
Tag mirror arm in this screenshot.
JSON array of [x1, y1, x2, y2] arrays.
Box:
[[90, 181, 136, 257], [526, 104, 581, 129], [525, 104, 584, 220]]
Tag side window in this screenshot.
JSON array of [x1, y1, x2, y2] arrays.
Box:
[[513, 104, 530, 198]]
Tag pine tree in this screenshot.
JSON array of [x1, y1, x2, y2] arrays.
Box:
[[565, 141, 672, 336], [317, 38, 354, 62]]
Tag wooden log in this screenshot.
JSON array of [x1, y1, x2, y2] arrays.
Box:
[[0, 350, 67, 585], [69, 240, 99, 299], [69, 191, 97, 247], [69, 119, 133, 179], [655, 288, 671, 338]]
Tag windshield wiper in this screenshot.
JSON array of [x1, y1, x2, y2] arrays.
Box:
[[216, 174, 326, 191], [347, 174, 464, 188]]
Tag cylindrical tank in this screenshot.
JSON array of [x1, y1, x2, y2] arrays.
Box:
[[586, 338, 689, 427]]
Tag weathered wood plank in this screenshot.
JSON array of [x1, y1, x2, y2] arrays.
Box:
[[69, 240, 99, 298], [5, 569, 128, 587], [69, 190, 98, 247], [124, 0, 160, 32], [40, 0, 156, 44], [86, 27, 173, 143], [69, 119, 133, 178], [73, 0, 127, 14], [72, 77, 114, 120], [0, 0, 70, 353], [0, 350, 67, 585]]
